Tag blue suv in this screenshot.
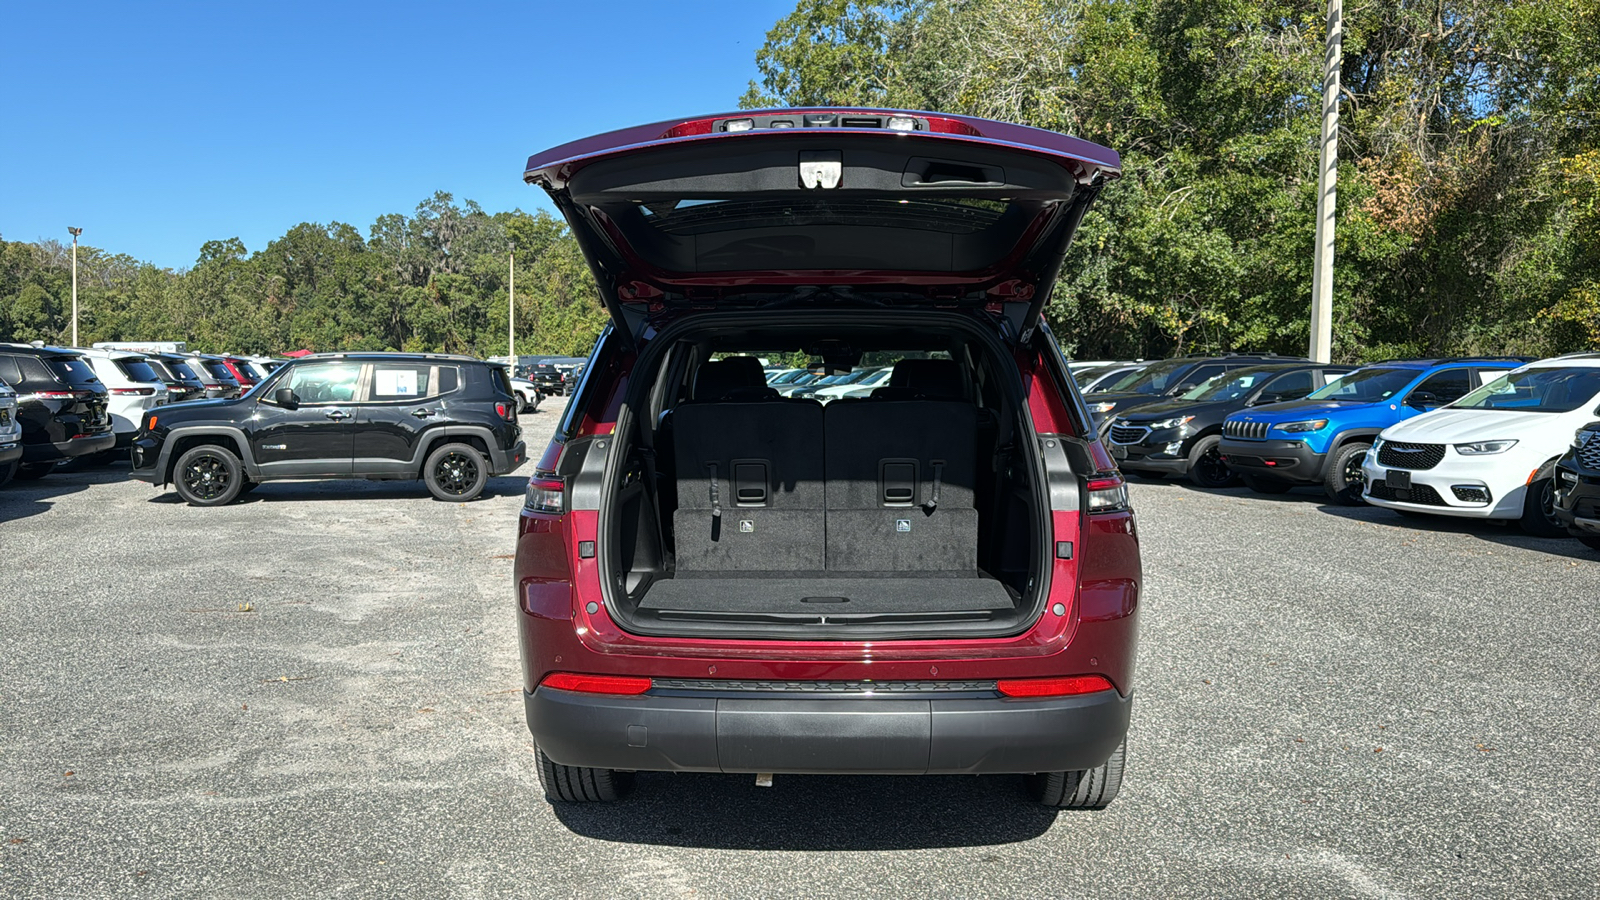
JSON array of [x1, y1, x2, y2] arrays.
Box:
[[1217, 358, 1528, 503]]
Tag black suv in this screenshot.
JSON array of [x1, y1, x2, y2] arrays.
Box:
[[129, 352, 527, 505], [1108, 362, 1354, 487], [1084, 353, 1311, 435], [0, 344, 115, 478], [1553, 422, 1600, 553]]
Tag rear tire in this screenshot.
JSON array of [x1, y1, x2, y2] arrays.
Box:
[[424, 442, 487, 502], [536, 748, 631, 802], [1323, 443, 1369, 505], [1185, 435, 1236, 488], [173, 445, 244, 507], [0, 460, 16, 488], [1030, 738, 1125, 809], [1520, 472, 1566, 537], [1241, 474, 1292, 495]]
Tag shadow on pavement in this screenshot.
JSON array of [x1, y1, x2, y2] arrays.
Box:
[[0, 463, 127, 524], [551, 772, 1060, 849], [143, 473, 531, 505]]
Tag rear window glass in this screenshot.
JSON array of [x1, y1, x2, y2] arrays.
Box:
[[167, 361, 201, 380], [115, 359, 163, 383], [204, 362, 236, 382], [47, 357, 101, 386]]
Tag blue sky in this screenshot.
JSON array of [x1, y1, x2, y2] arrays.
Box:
[[0, 0, 793, 269]]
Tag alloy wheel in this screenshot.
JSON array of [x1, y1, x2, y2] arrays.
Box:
[[434, 451, 480, 496], [182, 454, 231, 501]]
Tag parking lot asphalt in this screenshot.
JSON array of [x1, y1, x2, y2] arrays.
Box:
[[2, 396, 1597, 899]]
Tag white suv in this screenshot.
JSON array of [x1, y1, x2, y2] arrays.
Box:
[[0, 377, 21, 485], [1362, 355, 1600, 535], [73, 349, 170, 449]]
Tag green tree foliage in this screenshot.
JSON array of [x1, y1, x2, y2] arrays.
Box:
[[744, 0, 1600, 361], [0, 195, 609, 358]]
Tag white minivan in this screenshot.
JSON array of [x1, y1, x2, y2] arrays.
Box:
[[73, 348, 170, 449], [1361, 355, 1600, 535]]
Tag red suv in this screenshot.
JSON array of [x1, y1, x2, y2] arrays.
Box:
[[514, 109, 1140, 808]]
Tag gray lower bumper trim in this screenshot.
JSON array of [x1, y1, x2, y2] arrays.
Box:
[[525, 686, 1131, 775]]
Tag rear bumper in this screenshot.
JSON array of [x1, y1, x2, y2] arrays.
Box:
[[22, 430, 115, 463], [525, 685, 1131, 775], [1218, 438, 1324, 483], [489, 440, 527, 476]]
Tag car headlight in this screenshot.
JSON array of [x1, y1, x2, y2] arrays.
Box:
[[1454, 440, 1517, 455], [1088, 401, 1117, 415], [1147, 415, 1195, 430], [1279, 419, 1329, 433]]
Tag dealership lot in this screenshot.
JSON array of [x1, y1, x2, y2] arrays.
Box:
[[2, 395, 1596, 899]]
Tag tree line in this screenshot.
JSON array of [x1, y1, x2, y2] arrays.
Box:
[[4, 0, 1597, 363], [0, 193, 608, 358]]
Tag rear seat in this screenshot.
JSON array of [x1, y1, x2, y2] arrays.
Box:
[[824, 360, 980, 571], [671, 358, 826, 572]]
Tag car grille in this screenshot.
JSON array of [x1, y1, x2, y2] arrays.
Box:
[[651, 679, 996, 694], [1368, 479, 1447, 506], [1578, 434, 1600, 470], [1108, 423, 1150, 445], [1377, 441, 1445, 469], [1224, 420, 1268, 440]]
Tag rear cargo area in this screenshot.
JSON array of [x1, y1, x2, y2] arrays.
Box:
[[600, 339, 1046, 638]]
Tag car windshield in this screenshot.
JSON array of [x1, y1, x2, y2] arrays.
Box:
[[1072, 365, 1112, 387], [1451, 367, 1600, 413], [1181, 368, 1278, 402], [1307, 367, 1414, 402], [1104, 358, 1191, 395], [768, 369, 808, 385], [46, 357, 100, 386]]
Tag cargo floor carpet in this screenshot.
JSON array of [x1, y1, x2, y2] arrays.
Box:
[[639, 574, 1014, 614]]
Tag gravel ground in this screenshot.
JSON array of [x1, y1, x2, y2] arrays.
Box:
[[2, 397, 1597, 899]]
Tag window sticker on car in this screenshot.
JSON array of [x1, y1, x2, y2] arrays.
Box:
[[375, 368, 418, 396]]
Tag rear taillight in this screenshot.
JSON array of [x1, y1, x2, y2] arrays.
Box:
[[496, 402, 515, 420], [33, 391, 78, 400], [110, 388, 156, 396], [996, 675, 1114, 698], [1086, 475, 1130, 513], [525, 477, 564, 514], [540, 673, 652, 695]]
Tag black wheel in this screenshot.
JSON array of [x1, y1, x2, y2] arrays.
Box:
[[424, 442, 487, 501], [13, 463, 56, 481], [1578, 536, 1600, 554], [1185, 435, 1236, 488], [172, 444, 243, 507], [1029, 738, 1125, 809], [0, 460, 16, 488], [1520, 472, 1566, 537], [1241, 474, 1292, 495], [536, 747, 631, 802], [1323, 443, 1369, 506]]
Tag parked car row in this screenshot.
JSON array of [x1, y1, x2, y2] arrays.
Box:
[[1100, 352, 1600, 550], [0, 343, 530, 503]]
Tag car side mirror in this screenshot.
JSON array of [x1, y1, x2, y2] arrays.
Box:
[[1406, 391, 1440, 409], [274, 387, 300, 409]]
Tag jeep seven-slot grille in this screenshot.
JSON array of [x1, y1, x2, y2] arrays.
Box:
[[1109, 423, 1150, 445], [1377, 441, 1446, 469], [1224, 420, 1268, 440], [1368, 479, 1447, 506], [1578, 434, 1600, 470]]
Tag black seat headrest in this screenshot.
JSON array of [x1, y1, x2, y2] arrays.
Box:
[[876, 359, 965, 400], [693, 357, 776, 401]]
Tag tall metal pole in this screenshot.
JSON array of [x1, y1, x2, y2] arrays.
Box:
[[68, 227, 83, 346], [508, 250, 515, 362], [1309, 0, 1342, 363]]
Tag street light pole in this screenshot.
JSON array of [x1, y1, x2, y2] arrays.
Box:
[[508, 250, 515, 362], [68, 227, 83, 346], [1308, 0, 1342, 363]]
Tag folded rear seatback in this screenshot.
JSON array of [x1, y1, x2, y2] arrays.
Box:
[[824, 399, 979, 572], [671, 400, 826, 571]]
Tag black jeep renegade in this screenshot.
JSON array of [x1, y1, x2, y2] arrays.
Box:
[[129, 352, 526, 505]]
